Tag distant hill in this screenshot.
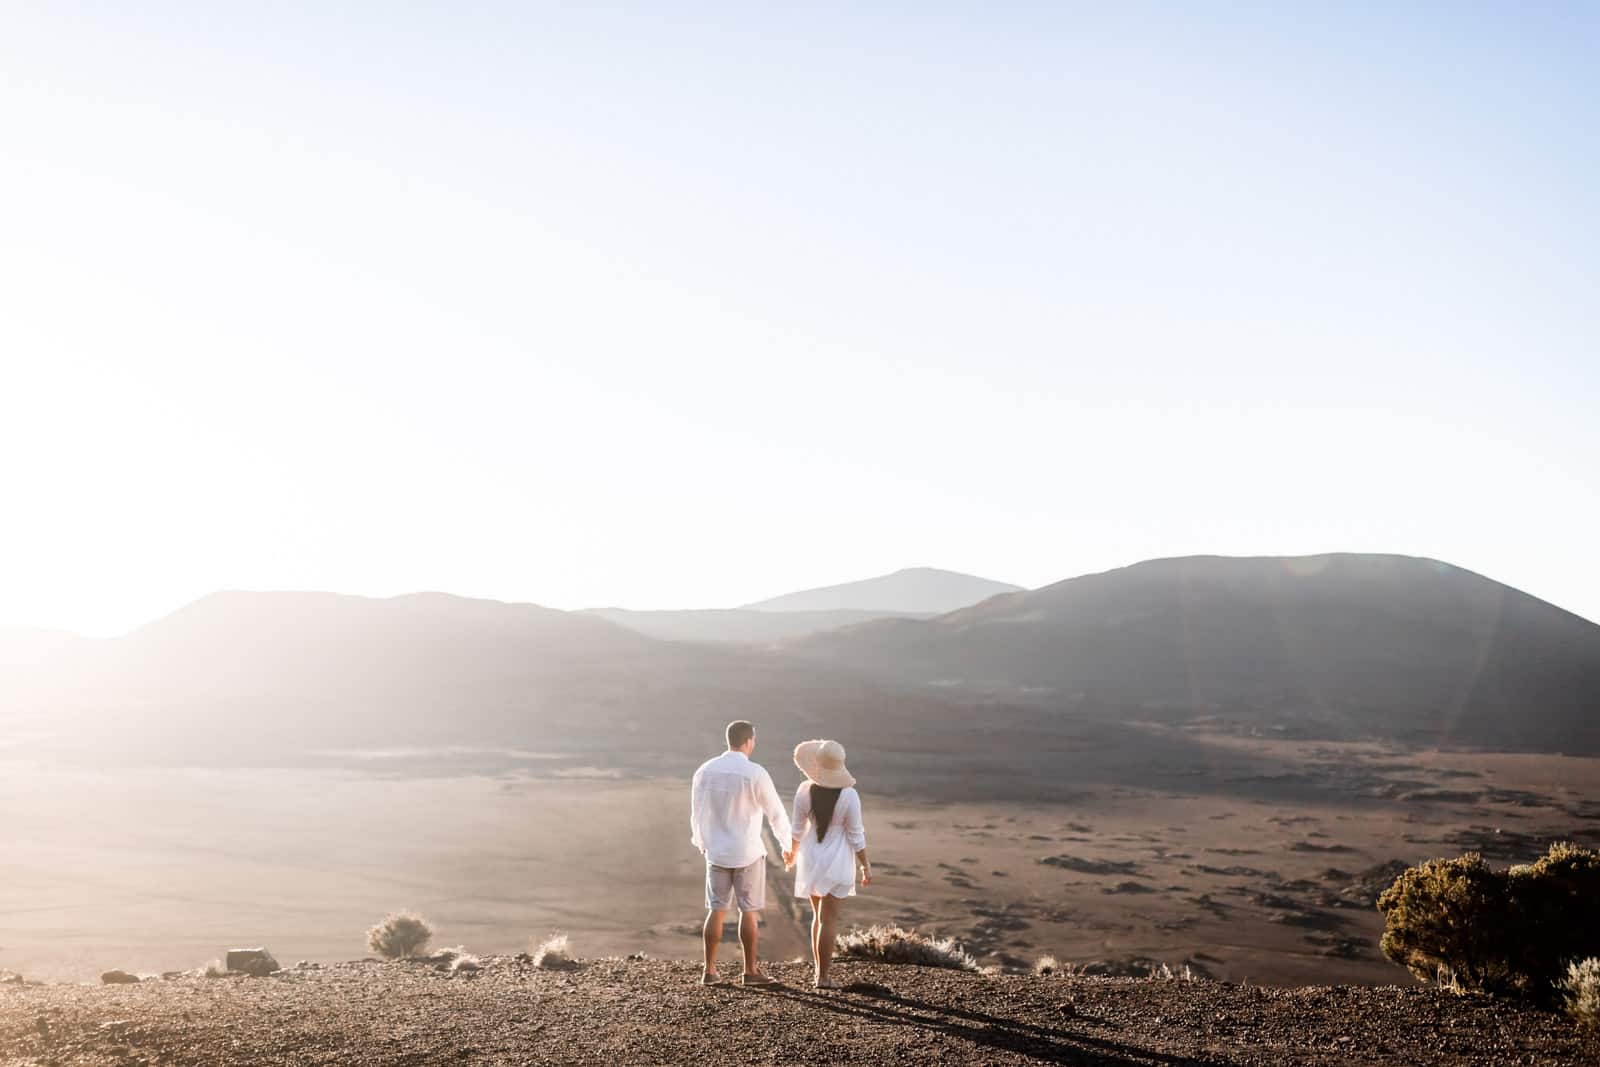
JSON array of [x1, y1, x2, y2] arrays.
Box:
[[741, 567, 1022, 615], [4, 556, 1596, 768], [0, 590, 953, 768], [790, 554, 1600, 753], [584, 606, 924, 644]]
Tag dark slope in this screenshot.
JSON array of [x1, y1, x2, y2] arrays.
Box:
[[790, 554, 1600, 752]]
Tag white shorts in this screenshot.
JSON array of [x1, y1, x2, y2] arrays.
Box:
[[705, 858, 766, 912]]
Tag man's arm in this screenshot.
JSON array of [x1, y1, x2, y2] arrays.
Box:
[[689, 767, 705, 852], [757, 768, 793, 847]]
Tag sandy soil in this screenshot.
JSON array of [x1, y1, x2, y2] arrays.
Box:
[[3, 956, 1595, 1066], [4, 736, 1597, 987]]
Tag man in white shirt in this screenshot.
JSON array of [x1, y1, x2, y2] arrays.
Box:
[[689, 719, 793, 986]]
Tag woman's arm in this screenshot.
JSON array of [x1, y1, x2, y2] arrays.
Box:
[[845, 790, 869, 884], [786, 783, 811, 868]]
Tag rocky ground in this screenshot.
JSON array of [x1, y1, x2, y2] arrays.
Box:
[[2, 956, 1595, 1066]]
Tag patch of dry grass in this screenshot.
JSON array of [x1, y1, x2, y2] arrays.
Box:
[[532, 934, 575, 970], [834, 925, 978, 972], [1559, 957, 1600, 1028]]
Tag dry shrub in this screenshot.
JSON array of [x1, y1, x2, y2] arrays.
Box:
[[532, 934, 575, 970], [1378, 842, 1600, 1002], [834, 924, 978, 972], [430, 945, 480, 973], [200, 959, 228, 978], [1559, 957, 1600, 1029], [367, 911, 434, 960], [1033, 955, 1059, 976]]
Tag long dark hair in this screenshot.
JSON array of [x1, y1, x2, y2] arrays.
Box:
[[810, 782, 843, 842]]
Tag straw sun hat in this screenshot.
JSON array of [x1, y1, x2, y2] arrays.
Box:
[[793, 739, 855, 789]]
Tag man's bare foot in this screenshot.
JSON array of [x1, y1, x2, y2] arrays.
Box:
[[739, 972, 777, 986], [699, 972, 721, 986]]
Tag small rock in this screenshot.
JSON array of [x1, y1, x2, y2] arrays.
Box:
[[101, 970, 140, 985], [225, 948, 280, 977], [0, 970, 24, 985]]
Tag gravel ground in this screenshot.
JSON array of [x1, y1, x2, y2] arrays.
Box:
[[2, 957, 1595, 1066]]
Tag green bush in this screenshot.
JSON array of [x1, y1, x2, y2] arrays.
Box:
[[1377, 842, 1600, 1002]]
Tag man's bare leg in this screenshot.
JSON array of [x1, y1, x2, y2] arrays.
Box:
[[702, 909, 726, 981], [739, 910, 761, 976]]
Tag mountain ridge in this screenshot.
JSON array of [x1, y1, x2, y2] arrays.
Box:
[[789, 552, 1600, 753], [583, 605, 928, 644], [740, 566, 1023, 614], [3, 554, 1596, 760]]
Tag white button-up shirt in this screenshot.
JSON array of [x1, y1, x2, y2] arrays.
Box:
[[690, 750, 793, 869]]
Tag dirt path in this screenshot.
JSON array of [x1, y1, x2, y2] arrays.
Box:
[[3, 957, 1594, 1066]]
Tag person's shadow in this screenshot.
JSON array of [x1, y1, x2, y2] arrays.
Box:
[[736, 980, 1239, 1066]]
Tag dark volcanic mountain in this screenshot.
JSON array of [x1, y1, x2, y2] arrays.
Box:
[[789, 554, 1600, 753], [740, 567, 1022, 614], [4, 556, 1594, 769]]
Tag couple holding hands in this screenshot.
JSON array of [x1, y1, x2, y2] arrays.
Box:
[[689, 720, 870, 989]]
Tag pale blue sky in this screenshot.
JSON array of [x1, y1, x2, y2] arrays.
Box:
[[2, 3, 1596, 635]]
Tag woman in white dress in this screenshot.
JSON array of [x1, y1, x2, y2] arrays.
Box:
[[786, 739, 871, 989]]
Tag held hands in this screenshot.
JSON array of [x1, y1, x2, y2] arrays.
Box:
[[783, 849, 795, 870]]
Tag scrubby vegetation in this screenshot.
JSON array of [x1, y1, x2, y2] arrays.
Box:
[[834, 924, 978, 972], [418, 945, 481, 973], [531, 934, 575, 970], [366, 911, 434, 961], [1377, 841, 1600, 1002], [1033, 955, 1059, 976], [1559, 957, 1600, 1029]]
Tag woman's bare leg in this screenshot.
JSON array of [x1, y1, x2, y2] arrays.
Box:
[[809, 895, 823, 980], [817, 895, 843, 986]]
